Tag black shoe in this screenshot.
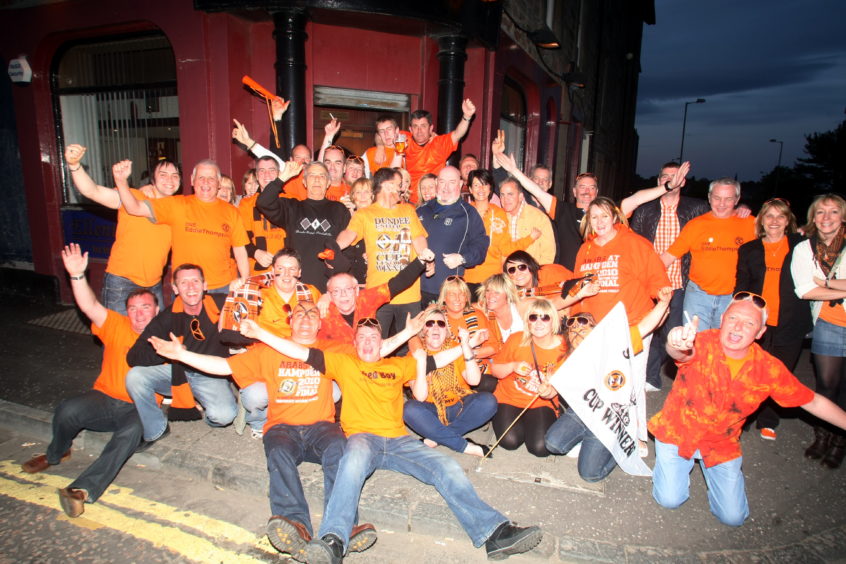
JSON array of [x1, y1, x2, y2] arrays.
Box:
[[467, 439, 493, 459], [135, 425, 170, 453], [305, 533, 344, 564], [485, 522, 542, 561]]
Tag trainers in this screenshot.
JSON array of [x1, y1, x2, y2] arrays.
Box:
[[251, 428, 263, 440], [760, 427, 777, 441], [485, 522, 542, 561], [266, 515, 311, 561], [233, 397, 247, 436], [348, 523, 377, 553], [305, 533, 344, 564]]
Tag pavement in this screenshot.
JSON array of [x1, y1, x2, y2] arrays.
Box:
[[2, 271, 846, 562]]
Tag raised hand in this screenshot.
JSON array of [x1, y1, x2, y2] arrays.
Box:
[[65, 144, 87, 167], [491, 129, 505, 155], [60, 243, 88, 276], [232, 119, 254, 147], [112, 160, 133, 185], [461, 98, 476, 118], [271, 97, 290, 121]]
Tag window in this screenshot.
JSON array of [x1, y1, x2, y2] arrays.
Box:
[[54, 32, 179, 205], [499, 78, 527, 166]]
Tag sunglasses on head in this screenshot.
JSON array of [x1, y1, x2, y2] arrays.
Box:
[[565, 315, 592, 328], [528, 313, 551, 323], [190, 318, 205, 341], [506, 264, 529, 275], [732, 291, 767, 309], [445, 275, 464, 282], [425, 319, 447, 328], [356, 317, 381, 330]]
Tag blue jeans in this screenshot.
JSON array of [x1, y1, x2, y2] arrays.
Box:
[[263, 421, 346, 536], [101, 272, 164, 317], [682, 281, 732, 332], [545, 409, 616, 482], [403, 392, 497, 453], [318, 433, 507, 549], [652, 438, 749, 527], [241, 382, 268, 432], [207, 283, 231, 295], [46, 390, 143, 502], [125, 364, 237, 440]]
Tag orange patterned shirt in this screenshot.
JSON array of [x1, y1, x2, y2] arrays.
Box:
[[648, 329, 813, 467]]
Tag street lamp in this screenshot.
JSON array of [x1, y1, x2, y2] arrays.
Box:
[[769, 138, 784, 196], [678, 98, 706, 163]]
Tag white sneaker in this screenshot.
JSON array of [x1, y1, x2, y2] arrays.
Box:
[[250, 428, 263, 440], [566, 442, 582, 458]]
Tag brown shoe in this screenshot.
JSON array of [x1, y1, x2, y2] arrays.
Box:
[[58, 487, 86, 518], [349, 522, 377, 553], [267, 515, 311, 561], [22, 450, 71, 473]]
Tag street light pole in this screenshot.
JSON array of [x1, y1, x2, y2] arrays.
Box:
[[679, 98, 706, 163], [769, 138, 784, 196]]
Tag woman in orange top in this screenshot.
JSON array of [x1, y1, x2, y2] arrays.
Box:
[[463, 169, 538, 296], [438, 276, 497, 392], [490, 298, 566, 457], [404, 308, 497, 457], [734, 198, 811, 441], [503, 250, 595, 312]]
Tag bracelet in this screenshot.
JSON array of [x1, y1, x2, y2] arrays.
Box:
[[68, 165, 81, 172], [664, 181, 673, 192], [462, 116, 472, 122], [69, 273, 85, 281], [464, 355, 475, 361], [247, 141, 257, 152]]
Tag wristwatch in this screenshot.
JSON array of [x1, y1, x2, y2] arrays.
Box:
[[664, 181, 673, 192]]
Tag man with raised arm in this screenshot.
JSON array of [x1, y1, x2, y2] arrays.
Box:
[[225, 316, 542, 563], [650, 295, 846, 526], [22, 243, 157, 518], [115, 159, 250, 294], [238, 155, 288, 274], [147, 301, 378, 561], [64, 144, 176, 313]]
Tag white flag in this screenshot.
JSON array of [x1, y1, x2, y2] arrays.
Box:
[[549, 302, 651, 477]]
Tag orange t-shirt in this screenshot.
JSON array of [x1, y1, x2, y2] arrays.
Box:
[[464, 204, 535, 284], [238, 193, 287, 275], [258, 284, 322, 337], [148, 195, 249, 289], [493, 333, 568, 410], [282, 174, 307, 200], [404, 132, 458, 204], [571, 225, 670, 324], [326, 182, 350, 202], [91, 310, 140, 404], [227, 341, 337, 432], [761, 238, 789, 326], [107, 188, 171, 287], [364, 146, 397, 176], [667, 213, 756, 295], [347, 202, 427, 305], [324, 352, 418, 437]]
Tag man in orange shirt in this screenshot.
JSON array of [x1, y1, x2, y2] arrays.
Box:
[[116, 159, 250, 293], [661, 178, 756, 331], [650, 295, 846, 526], [22, 243, 157, 518], [363, 115, 400, 177], [235, 317, 543, 563], [239, 156, 287, 274]]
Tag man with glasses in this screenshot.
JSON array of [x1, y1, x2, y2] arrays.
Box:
[[660, 178, 756, 331], [230, 316, 543, 563], [650, 293, 846, 526], [145, 301, 378, 560], [257, 162, 351, 292], [125, 264, 237, 445]]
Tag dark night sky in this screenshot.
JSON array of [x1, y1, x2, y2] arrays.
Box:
[[635, 0, 846, 182]]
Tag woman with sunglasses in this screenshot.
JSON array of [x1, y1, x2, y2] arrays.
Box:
[[545, 288, 672, 481], [734, 198, 811, 442], [791, 193, 846, 467], [436, 276, 498, 392], [503, 250, 597, 312], [463, 170, 539, 297], [404, 308, 497, 457], [490, 298, 565, 456]]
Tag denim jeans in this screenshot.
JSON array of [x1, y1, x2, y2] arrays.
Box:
[[46, 390, 143, 502], [263, 421, 346, 536], [403, 392, 497, 453], [545, 409, 616, 482], [318, 433, 507, 549], [652, 438, 749, 527], [682, 281, 732, 332], [206, 283, 231, 295], [645, 288, 684, 389], [125, 364, 237, 440], [101, 272, 164, 317], [241, 382, 268, 432]]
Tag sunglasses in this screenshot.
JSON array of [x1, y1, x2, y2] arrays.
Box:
[[345, 156, 364, 165], [565, 315, 593, 328], [506, 264, 529, 275], [356, 317, 381, 330], [528, 313, 551, 323], [732, 291, 767, 309], [190, 318, 205, 341], [445, 275, 464, 282], [425, 319, 447, 328]]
